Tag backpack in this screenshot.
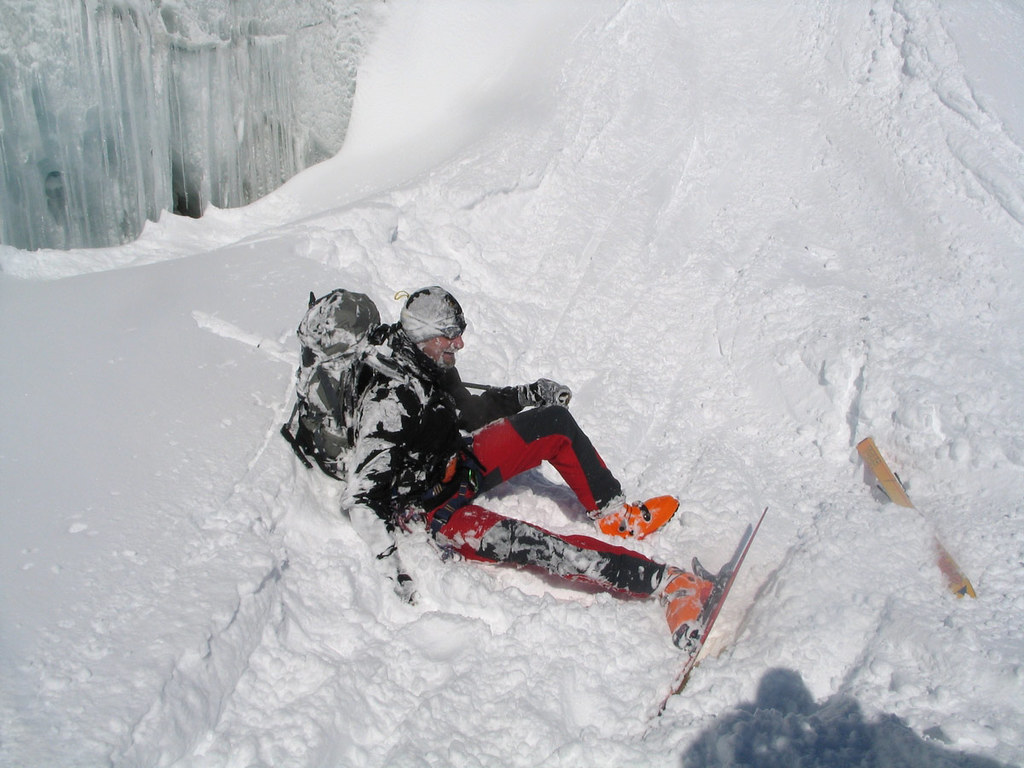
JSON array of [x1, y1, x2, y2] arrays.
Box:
[[281, 288, 381, 478]]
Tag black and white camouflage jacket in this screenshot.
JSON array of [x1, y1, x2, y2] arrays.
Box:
[[347, 325, 523, 523]]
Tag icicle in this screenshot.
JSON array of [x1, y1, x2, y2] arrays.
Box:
[[0, 0, 372, 251]]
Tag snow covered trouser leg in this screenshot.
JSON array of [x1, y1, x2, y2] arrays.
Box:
[[470, 405, 622, 512], [432, 504, 665, 597]]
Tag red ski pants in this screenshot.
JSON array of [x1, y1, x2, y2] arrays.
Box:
[[427, 406, 665, 597], [472, 404, 621, 509]]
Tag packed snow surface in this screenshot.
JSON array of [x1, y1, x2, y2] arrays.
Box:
[[2, 1, 1023, 766]]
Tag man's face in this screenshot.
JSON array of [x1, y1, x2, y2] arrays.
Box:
[[419, 333, 464, 369]]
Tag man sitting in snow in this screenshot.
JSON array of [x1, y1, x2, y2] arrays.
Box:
[[347, 285, 713, 649]]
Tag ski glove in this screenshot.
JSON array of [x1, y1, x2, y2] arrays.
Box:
[[518, 378, 572, 408], [349, 505, 417, 604]]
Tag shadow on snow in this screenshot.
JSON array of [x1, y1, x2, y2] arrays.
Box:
[[681, 668, 1008, 768]]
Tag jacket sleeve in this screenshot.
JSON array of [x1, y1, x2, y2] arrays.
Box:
[[349, 503, 416, 603], [445, 369, 524, 432], [347, 378, 418, 521], [348, 372, 463, 520]]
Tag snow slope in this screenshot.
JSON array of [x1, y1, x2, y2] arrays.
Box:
[[2, 0, 1023, 765]]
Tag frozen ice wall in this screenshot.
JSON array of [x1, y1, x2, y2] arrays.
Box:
[[0, 0, 376, 250]]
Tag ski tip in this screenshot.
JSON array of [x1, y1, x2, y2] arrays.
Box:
[[750, 505, 768, 533]]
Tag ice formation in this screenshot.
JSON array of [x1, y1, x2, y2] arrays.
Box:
[[0, 0, 376, 250]]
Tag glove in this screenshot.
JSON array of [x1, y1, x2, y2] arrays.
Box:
[[349, 505, 417, 604], [518, 378, 572, 407], [392, 568, 417, 605]]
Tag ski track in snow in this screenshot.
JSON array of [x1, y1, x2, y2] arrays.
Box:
[[2, 0, 1024, 766]]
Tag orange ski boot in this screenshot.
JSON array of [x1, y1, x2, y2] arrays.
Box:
[[596, 495, 679, 539], [660, 563, 714, 651]]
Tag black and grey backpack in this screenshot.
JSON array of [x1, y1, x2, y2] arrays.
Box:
[[281, 288, 381, 478]]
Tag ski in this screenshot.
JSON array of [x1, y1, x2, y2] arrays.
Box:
[[656, 507, 767, 715], [856, 437, 976, 598]]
